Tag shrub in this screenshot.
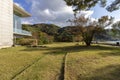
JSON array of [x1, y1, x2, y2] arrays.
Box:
[[17, 38, 37, 46], [38, 32, 54, 45]]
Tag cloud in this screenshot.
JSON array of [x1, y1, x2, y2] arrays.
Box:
[[79, 11, 94, 18], [22, 20, 32, 24], [25, 0, 74, 26], [21, 0, 94, 27]]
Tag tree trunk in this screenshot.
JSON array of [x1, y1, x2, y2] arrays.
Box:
[[83, 32, 93, 46], [85, 42, 91, 46]]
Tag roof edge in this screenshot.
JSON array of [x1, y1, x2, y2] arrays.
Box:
[[13, 3, 31, 17]]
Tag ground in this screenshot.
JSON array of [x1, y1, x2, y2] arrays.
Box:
[[0, 42, 120, 80]]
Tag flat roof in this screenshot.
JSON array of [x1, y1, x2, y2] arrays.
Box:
[[13, 3, 31, 17]]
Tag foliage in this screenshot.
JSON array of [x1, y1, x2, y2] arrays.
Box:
[[32, 23, 60, 36], [55, 31, 74, 42], [55, 26, 83, 42], [64, 0, 120, 12], [107, 0, 120, 12], [38, 32, 54, 44], [64, 0, 106, 13], [22, 24, 56, 45], [17, 38, 37, 46], [64, 0, 118, 45], [69, 15, 113, 46], [94, 29, 113, 41], [111, 21, 120, 38]]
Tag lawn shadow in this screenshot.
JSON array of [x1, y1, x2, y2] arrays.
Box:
[[20, 44, 120, 80], [21, 44, 120, 55], [77, 64, 120, 80], [98, 51, 120, 57]]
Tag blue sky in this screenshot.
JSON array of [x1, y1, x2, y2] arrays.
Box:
[[14, 0, 120, 26], [91, 3, 120, 20]]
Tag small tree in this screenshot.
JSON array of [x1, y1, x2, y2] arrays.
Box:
[[64, 0, 118, 46], [70, 15, 113, 46]]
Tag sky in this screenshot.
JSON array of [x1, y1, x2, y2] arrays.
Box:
[[14, 0, 120, 27]]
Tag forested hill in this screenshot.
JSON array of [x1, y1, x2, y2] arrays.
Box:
[[33, 24, 60, 35], [22, 23, 114, 43], [22, 23, 60, 36], [21, 23, 61, 44]]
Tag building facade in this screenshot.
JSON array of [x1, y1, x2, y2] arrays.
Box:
[[0, 0, 31, 48], [0, 0, 13, 48]]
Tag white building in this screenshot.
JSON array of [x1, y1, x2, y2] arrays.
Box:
[[0, 0, 31, 48]]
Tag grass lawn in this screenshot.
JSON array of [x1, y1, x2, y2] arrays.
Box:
[[0, 47, 47, 80], [65, 45, 120, 80], [0, 43, 120, 80]]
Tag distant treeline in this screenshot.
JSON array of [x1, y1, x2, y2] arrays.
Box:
[[15, 23, 116, 45]]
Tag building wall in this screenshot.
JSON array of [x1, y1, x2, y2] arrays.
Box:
[[0, 0, 13, 48]]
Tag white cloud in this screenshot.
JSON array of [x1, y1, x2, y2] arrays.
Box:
[[22, 20, 32, 24], [78, 11, 94, 18], [20, 0, 94, 27], [44, 9, 50, 15], [24, 0, 75, 26]]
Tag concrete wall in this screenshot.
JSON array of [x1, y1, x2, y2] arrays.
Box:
[[0, 0, 13, 48]]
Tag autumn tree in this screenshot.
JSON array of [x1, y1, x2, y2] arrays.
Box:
[[64, 0, 116, 46], [69, 15, 113, 46]]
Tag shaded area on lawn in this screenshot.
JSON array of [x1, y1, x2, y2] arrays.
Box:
[[0, 43, 120, 80], [19, 43, 120, 80], [21, 44, 120, 56], [77, 64, 120, 80]]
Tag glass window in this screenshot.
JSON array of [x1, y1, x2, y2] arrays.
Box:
[[13, 14, 22, 30]]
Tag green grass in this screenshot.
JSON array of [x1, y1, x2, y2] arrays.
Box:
[[0, 43, 69, 80], [0, 43, 120, 80], [65, 45, 120, 80], [0, 47, 47, 80]]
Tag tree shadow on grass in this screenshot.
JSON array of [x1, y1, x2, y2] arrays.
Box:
[[98, 51, 120, 57], [21, 45, 120, 55], [20, 44, 120, 80], [77, 64, 120, 80]]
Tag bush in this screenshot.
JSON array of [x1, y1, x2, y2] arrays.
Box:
[[55, 32, 74, 42], [38, 32, 54, 45], [17, 38, 37, 46]]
